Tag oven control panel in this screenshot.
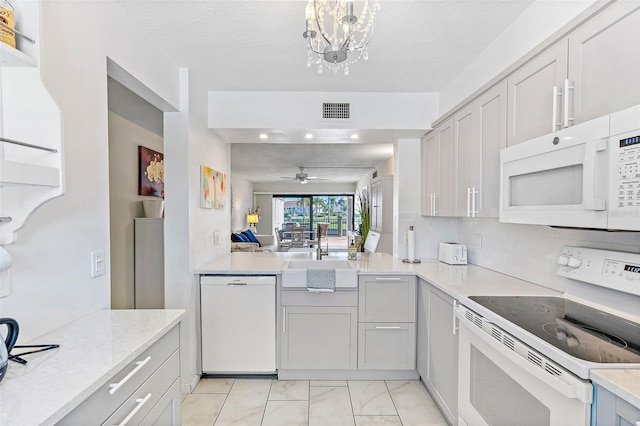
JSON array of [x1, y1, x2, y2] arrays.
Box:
[[557, 246, 640, 297]]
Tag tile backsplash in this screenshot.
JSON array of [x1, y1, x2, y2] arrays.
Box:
[[456, 218, 640, 291]]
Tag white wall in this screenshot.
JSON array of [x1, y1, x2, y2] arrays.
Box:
[[108, 111, 163, 309], [230, 174, 254, 232], [0, 0, 180, 343]]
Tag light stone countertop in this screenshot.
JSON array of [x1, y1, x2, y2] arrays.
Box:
[[0, 309, 185, 426], [591, 370, 640, 409], [195, 251, 640, 406]]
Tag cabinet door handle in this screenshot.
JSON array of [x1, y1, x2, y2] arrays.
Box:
[[471, 187, 478, 217], [564, 79, 574, 128], [375, 277, 403, 281], [282, 307, 286, 333], [452, 300, 459, 335], [109, 356, 151, 395], [434, 193, 439, 216], [467, 187, 471, 217], [552, 85, 562, 131], [430, 193, 434, 216], [117, 393, 152, 426], [375, 326, 402, 330]]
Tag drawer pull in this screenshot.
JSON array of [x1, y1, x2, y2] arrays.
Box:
[[117, 393, 152, 426], [375, 326, 402, 330], [109, 356, 151, 395], [374, 277, 402, 281]]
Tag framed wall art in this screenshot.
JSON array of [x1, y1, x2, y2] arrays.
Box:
[[138, 146, 164, 197]]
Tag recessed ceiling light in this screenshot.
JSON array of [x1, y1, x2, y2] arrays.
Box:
[[350, 133, 359, 140], [305, 133, 313, 139], [259, 133, 268, 140]]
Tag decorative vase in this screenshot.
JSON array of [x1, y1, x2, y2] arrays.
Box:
[[142, 199, 164, 218]]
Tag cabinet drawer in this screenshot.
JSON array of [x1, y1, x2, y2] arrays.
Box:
[[282, 289, 358, 307], [59, 325, 179, 425], [358, 323, 416, 370], [104, 350, 180, 425], [359, 276, 416, 322], [141, 378, 181, 425]]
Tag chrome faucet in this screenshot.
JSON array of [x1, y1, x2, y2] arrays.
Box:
[[316, 223, 329, 260]]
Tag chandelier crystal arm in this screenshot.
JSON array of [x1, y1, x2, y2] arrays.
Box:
[[303, 0, 380, 75]]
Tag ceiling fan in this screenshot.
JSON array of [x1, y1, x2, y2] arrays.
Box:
[[280, 167, 328, 184]]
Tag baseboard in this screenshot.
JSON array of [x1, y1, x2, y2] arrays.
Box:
[[277, 369, 419, 381], [182, 373, 201, 395]]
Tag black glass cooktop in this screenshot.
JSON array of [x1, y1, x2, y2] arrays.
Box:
[[468, 296, 640, 363]]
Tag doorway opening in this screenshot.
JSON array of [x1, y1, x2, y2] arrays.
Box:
[[273, 194, 354, 251]]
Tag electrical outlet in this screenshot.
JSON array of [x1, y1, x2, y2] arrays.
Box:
[[214, 232, 220, 246], [475, 234, 483, 250], [91, 250, 105, 278]]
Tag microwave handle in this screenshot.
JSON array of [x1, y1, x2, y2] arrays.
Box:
[[583, 138, 607, 211]]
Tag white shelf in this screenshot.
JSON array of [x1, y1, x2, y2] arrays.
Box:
[[0, 159, 60, 187], [0, 43, 37, 68]]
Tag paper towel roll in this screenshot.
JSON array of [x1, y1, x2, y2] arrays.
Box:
[[0, 246, 12, 272], [407, 228, 415, 262]]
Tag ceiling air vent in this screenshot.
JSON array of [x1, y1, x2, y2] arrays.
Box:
[[323, 102, 350, 119]]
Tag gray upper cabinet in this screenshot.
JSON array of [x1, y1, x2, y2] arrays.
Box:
[[421, 118, 454, 216], [453, 81, 507, 217], [506, 40, 568, 147], [568, 1, 640, 124]]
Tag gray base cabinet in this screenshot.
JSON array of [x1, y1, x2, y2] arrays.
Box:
[[59, 326, 180, 425], [281, 305, 358, 370], [358, 323, 416, 370], [595, 386, 640, 426], [417, 279, 459, 425], [358, 275, 416, 370]]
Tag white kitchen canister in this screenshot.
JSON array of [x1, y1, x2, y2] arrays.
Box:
[[142, 199, 164, 218]]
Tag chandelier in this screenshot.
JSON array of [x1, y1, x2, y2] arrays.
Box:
[[303, 0, 380, 75]]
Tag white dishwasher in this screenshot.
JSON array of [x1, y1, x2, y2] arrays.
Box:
[[200, 275, 276, 374]]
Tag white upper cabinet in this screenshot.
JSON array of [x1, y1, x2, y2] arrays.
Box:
[[568, 0, 640, 124], [507, 1, 640, 147], [506, 41, 568, 147], [421, 118, 453, 217], [453, 81, 507, 217]]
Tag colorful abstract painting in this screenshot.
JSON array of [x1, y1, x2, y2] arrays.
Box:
[[201, 165, 227, 209], [138, 146, 164, 197], [201, 165, 215, 208]]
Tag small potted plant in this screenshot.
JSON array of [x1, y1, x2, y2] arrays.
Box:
[[356, 188, 370, 251]]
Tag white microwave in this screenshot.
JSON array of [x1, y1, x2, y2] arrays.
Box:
[[500, 104, 640, 231]]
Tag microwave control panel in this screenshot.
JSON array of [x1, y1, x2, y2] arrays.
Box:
[[617, 133, 640, 208], [557, 247, 640, 297]]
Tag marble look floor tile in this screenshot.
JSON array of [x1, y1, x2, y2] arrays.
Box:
[[385, 380, 448, 426], [262, 401, 309, 426], [269, 380, 309, 401], [348, 381, 397, 416], [193, 378, 235, 394], [354, 416, 403, 426], [214, 379, 272, 426], [181, 393, 226, 426], [309, 386, 355, 426], [310, 380, 348, 387]]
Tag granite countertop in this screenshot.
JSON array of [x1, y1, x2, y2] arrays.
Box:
[[0, 309, 185, 426], [591, 369, 640, 409]]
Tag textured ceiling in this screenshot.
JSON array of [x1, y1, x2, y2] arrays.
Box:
[[117, 0, 534, 183]]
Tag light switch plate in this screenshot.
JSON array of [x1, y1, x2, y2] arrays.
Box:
[[91, 250, 105, 278]]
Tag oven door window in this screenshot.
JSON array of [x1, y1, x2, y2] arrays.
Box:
[[470, 346, 550, 425]]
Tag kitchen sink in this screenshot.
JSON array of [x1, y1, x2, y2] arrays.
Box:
[[281, 260, 358, 288]]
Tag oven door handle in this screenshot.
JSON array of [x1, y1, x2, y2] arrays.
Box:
[[455, 308, 592, 404]]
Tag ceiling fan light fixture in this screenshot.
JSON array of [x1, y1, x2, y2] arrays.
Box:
[[303, 0, 380, 75], [300, 178, 308, 184]]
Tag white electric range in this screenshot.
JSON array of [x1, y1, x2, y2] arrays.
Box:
[[456, 246, 640, 426]]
